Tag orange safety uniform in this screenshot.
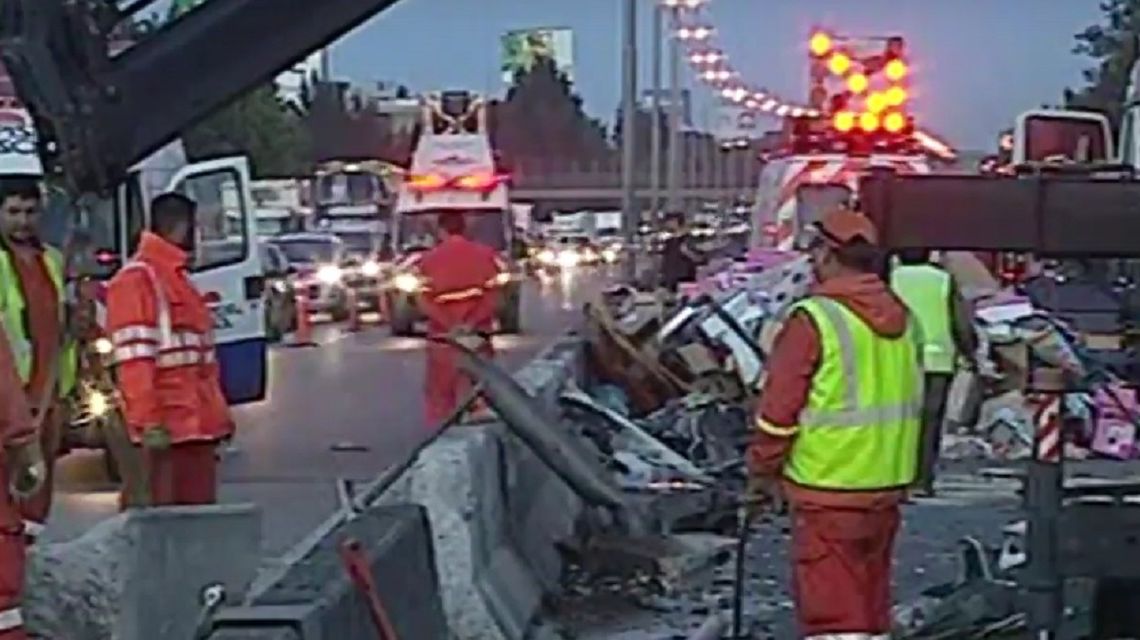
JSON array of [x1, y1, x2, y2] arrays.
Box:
[[7, 243, 64, 541], [105, 231, 233, 506], [0, 328, 37, 639], [414, 234, 505, 426]]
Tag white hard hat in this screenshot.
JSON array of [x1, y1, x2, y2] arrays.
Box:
[[0, 108, 44, 177]]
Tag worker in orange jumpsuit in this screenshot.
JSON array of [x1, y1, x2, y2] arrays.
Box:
[[0, 176, 75, 543], [106, 193, 233, 506], [414, 210, 506, 426], [749, 209, 922, 639], [0, 327, 44, 639]]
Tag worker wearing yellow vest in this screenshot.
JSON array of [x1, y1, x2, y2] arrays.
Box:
[[0, 176, 77, 542], [749, 208, 922, 639], [890, 249, 978, 497]]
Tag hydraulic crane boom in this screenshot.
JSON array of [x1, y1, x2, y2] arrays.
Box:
[[0, 0, 403, 195]]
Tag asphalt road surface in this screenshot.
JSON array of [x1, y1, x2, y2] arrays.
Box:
[[44, 266, 614, 559]]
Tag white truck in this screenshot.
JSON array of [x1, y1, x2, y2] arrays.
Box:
[[251, 178, 307, 238], [386, 90, 520, 335]]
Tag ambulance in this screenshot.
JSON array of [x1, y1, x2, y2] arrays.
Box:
[[385, 90, 521, 336]]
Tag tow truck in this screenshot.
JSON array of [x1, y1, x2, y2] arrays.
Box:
[[0, 0, 408, 477], [384, 90, 522, 336], [855, 61, 1140, 639]]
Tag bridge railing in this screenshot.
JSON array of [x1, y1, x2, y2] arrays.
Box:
[[508, 154, 761, 191]]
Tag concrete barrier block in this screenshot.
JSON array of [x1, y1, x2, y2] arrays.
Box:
[[378, 429, 520, 639], [249, 505, 448, 640], [27, 504, 261, 640]]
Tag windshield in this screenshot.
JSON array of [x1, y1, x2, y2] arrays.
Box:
[[274, 240, 338, 264], [397, 211, 508, 252], [1023, 116, 1108, 162], [336, 232, 379, 254], [316, 172, 386, 206]]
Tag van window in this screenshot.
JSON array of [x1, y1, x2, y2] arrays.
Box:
[[173, 168, 248, 271]]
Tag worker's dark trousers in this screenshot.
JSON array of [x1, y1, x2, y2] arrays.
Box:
[[917, 373, 953, 493]]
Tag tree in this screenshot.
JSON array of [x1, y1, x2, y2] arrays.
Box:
[[491, 57, 612, 169], [1065, 0, 1140, 128], [183, 85, 311, 177]]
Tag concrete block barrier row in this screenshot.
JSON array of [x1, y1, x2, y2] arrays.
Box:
[[24, 335, 586, 640]]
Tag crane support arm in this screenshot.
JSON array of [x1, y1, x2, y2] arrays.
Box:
[[0, 0, 402, 195], [858, 169, 1140, 258]]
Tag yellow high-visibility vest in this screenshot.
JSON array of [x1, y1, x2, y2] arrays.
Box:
[[0, 244, 77, 396], [891, 264, 957, 373], [781, 296, 923, 490]]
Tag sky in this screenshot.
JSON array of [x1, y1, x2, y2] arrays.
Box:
[[328, 0, 1107, 151]]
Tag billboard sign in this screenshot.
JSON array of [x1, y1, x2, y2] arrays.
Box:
[[714, 105, 761, 141], [501, 28, 574, 84]]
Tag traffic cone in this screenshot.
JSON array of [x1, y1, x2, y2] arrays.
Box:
[[346, 289, 362, 332], [289, 295, 316, 347]]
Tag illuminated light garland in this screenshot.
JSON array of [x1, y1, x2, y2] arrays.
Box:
[[663, 1, 820, 118]]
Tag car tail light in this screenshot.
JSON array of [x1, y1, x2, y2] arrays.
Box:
[[455, 173, 507, 191], [406, 173, 448, 191]]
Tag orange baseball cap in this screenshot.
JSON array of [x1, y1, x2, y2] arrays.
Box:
[[814, 208, 878, 246]]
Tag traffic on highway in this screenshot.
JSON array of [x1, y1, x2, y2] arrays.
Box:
[[0, 1, 1139, 638]]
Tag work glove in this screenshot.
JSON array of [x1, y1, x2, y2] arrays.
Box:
[[744, 474, 785, 519], [141, 425, 172, 451], [7, 440, 46, 500]]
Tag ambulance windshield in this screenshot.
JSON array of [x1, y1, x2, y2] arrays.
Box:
[[397, 211, 507, 252]]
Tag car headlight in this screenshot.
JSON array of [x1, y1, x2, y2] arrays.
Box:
[[602, 248, 619, 263], [538, 249, 556, 265], [317, 264, 343, 284], [393, 272, 422, 293], [87, 389, 109, 417], [93, 337, 113, 356], [557, 249, 579, 267], [361, 260, 382, 277]]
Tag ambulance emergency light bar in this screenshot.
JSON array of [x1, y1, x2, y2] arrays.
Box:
[[405, 172, 508, 193], [857, 169, 1140, 257]]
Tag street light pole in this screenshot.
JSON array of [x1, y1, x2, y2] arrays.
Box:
[[649, 6, 663, 223], [620, 0, 638, 282], [665, 7, 682, 215]]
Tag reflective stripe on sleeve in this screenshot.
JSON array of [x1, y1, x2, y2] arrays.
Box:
[[157, 350, 204, 369], [111, 325, 160, 345], [114, 343, 157, 364], [0, 607, 23, 631], [755, 417, 798, 437]]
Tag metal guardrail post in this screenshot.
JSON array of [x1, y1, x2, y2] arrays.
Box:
[[1025, 391, 1065, 637]]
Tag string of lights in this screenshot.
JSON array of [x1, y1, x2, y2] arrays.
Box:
[[660, 0, 820, 118]]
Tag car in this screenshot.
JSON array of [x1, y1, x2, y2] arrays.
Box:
[[268, 233, 351, 320], [259, 242, 297, 342], [333, 229, 389, 312]]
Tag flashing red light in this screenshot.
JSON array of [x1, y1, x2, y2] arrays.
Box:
[[406, 173, 448, 190], [884, 59, 908, 81], [859, 112, 881, 132], [454, 173, 506, 191], [827, 53, 851, 76], [883, 112, 906, 133], [833, 111, 856, 132], [809, 32, 832, 57]]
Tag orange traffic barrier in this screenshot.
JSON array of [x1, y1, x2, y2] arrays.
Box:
[[289, 295, 316, 347], [346, 289, 362, 332]]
